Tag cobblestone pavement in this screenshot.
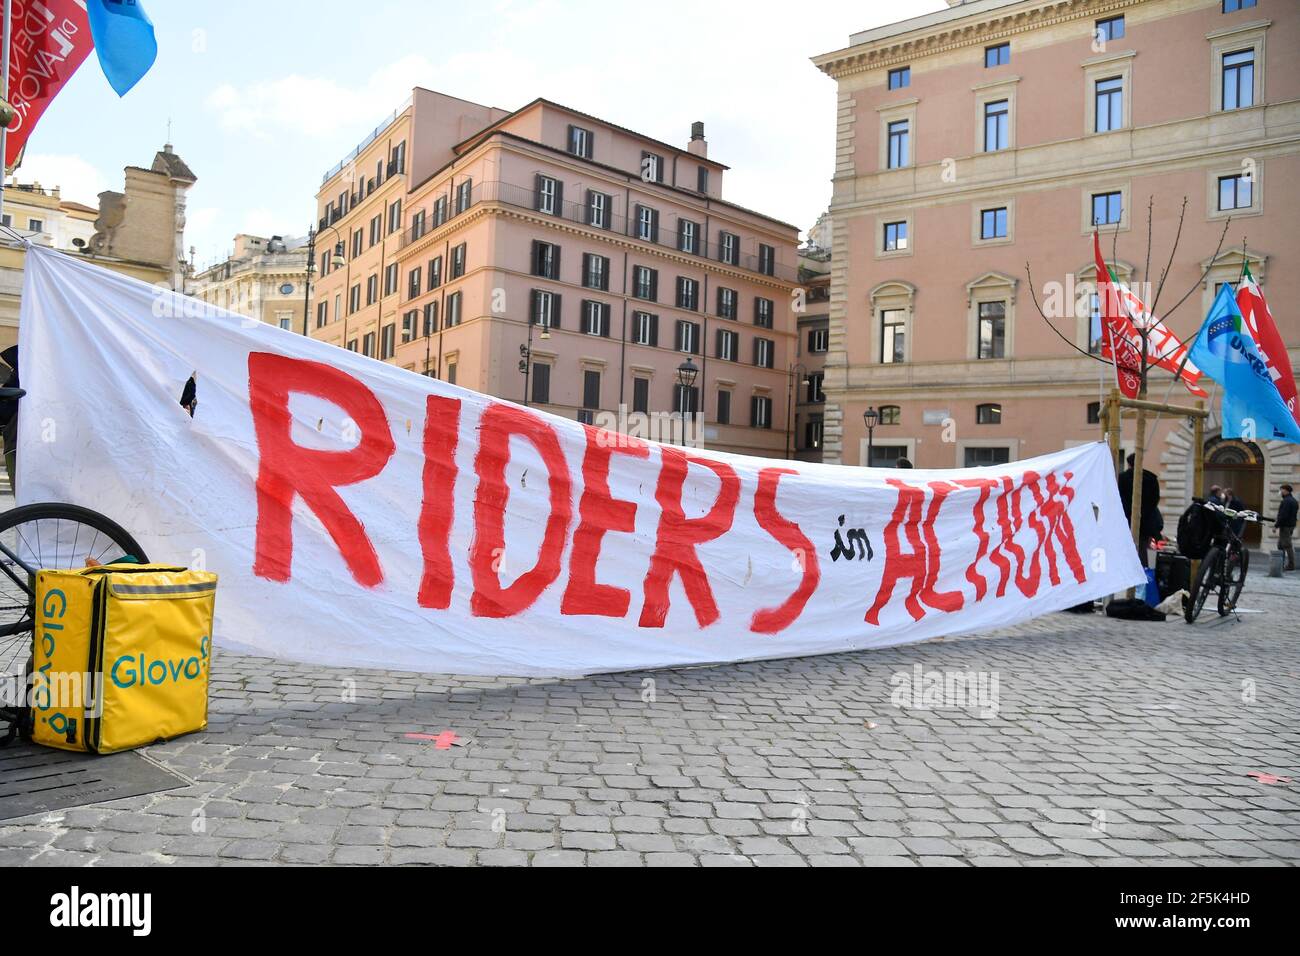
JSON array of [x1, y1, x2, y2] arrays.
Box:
[[3, 572, 1298, 867]]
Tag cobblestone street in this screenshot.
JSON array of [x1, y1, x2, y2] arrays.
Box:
[[3, 572, 1298, 867]]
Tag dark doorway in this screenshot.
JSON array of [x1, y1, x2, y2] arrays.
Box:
[[1203, 438, 1265, 548]]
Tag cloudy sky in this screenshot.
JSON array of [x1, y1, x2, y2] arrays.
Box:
[[19, 0, 942, 267]]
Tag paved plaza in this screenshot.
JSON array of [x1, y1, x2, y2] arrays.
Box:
[[2, 571, 1297, 867]]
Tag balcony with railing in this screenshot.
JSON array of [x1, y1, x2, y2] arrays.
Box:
[[321, 97, 412, 185], [395, 180, 796, 282]]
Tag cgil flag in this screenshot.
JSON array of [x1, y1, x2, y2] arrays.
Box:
[[1236, 263, 1298, 428], [1094, 232, 1142, 398], [85, 0, 157, 96], [1190, 284, 1300, 445]]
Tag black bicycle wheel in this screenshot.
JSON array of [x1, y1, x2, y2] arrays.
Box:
[[1217, 546, 1249, 616], [0, 503, 147, 678], [1185, 547, 1220, 624]]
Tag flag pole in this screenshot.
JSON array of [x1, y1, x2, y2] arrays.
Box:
[[0, 0, 12, 226]]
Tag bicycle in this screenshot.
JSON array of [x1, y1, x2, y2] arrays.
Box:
[[0, 385, 148, 744], [1183, 498, 1270, 623]]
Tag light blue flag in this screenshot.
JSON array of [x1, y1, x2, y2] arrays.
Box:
[[1189, 284, 1300, 444], [86, 0, 158, 96]]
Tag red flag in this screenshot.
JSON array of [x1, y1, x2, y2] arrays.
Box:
[[3, 1, 94, 170], [1094, 232, 1141, 399], [1237, 264, 1299, 427]]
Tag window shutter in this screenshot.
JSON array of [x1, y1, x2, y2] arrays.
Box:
[[551, 294, 561, 329], [553, 246, 561, 280], [601, 304, 611, 338], [530, 289, 540, 325], [554, 181, 564, 215], [584, 189, 593, 225], [601, 257, 610, 291], [691, 322, 701, 355], [650, 313, 659, 347], [649, 271, 658, 302], [534, 174, 545, 211], [715, 328, 725, 358], [675, 321, 684, 352], [751, 396, 760, 427], [650, 210, 660, 245]]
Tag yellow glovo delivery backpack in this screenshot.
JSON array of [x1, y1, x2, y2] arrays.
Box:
[[31, 564, 217, 753]]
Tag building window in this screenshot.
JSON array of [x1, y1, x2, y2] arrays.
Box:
[[879, 405, 901, 425], [983, 99, 1009, 151], [633, 266, 657, 301], [717, 287, 737, 320], [348, 284, 361, 314], [383, 262, 399, 296], [536, 175, 561, 216], [753, 337, 775, 370], [428, 256, 443, 290], [455, 179, 473, 214], [530, 289, 559, 329], [582, 369, 601, 410], [980, 207, 1008, 240], [531, 363, 550, 405], [716, 328, 738, 361], [1088, 292, 1103, 354], [806, 372, 825, 404], [978, 302, 1006, 359], [676, 276, 699, 311], [568, 124, 593, 159], [640, 151, 664, 183], [532, 241, 561, 280], [1095, 15, 1124, 42], [1222, 0, 1256, 11], [380, 323, 396, 360], [636, 205, 659, 243], [805, 418, 823, 450], [582, 253, 609, 291], [278, 314, 292, 331], [445, 291, 462, 327], [883, 220, 908, 252], [369, 215, 382, 246], [433, 196, 448, 226], [315, 301, 328, 328], [881, 309, 905, 364], [28, 218, 43, 233], [366, 274, 379, 305], [697, 167, 709, 194], [976, 403, 1002, 425], [1087, 401, 1101, 424], [758, 244, 775, 276], [965, 446, 1011, 467], [673, 384, 700, 416], [1092, 191, 1122, 226], [1095, 77, 1123, 132], [633, 377, 650, 414], [446, 361, 457, 385], [675, 319, 700, 354], [679, 219, 700, 255], [808, 328, 828, 353], [586, 190, 610, 229], [716, 390, 731, 425], [1218, 173, 1253, 210], [984, 43, 1010, 68], [751, 395, 772, 429], [582, 300, 610, 337], [387, 199, 402, 234], [351, 229, 363, 257], [719, 232, 739, 265], [633, 311, 658, 346], [362, 332, 376, 357], [423, 300, 439, 336], [888, 66, 910, 90], [1222, 49, 1255, 111], [450, 243, 466, 279], [887, 120, 910, 169], [755, 297, 774, 329]]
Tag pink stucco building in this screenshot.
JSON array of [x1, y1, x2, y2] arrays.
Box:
[[310, 90, 802, 458]]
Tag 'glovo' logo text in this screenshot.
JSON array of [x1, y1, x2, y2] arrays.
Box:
[[111, 636, 209, 689]]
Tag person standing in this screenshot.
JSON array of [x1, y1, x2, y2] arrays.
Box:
[[1276, 484, 1297, 572], [1118, 453, 1162, 566], [1223, 486, 1247, 539]]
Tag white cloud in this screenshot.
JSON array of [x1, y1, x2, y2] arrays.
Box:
[[12, 154, 109, 206]]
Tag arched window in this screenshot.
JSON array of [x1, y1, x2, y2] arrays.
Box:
[[976, 403, 1002, 425]]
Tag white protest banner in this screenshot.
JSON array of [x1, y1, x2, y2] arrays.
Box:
[[18, 246, 1146, 676]]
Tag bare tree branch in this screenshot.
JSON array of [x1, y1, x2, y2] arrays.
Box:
[[1158, 215, 1232, 323], [1024, 262, 1113, 366], [1150, 196, 1188, 316]]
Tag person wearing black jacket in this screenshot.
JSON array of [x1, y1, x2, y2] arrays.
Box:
[[0, 346, 18, 491], [1117, 453, 1162, 566], [1276, 484, 1297, 572]]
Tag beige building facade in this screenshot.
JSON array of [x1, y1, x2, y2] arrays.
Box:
[[814, 0, 1299, 535], [190, 234, 310, 331], [310, 90, 802, 458]]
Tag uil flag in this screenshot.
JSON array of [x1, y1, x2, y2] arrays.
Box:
[[1190, 285, 1300, 445], [1094, 232, 1142, 398], [1236, 264, 1298, 427], [85, 0, 157, 96]]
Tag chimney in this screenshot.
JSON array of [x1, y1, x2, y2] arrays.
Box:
[[687, 121, 707, 158]]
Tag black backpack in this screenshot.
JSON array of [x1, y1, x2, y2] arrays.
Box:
[[1176, 500, 1215, 559]]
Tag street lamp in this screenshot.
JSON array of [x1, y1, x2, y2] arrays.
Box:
[[785, 363, 809, 460], [302, 223, 345, 337], [863, 406, 879, 468], [676, 357, 699, 446], [520, 320, 551, 406]]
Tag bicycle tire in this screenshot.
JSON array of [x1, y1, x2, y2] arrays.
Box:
[[1217, 546, 1249, 616], [0, 502, 148, 639], [1185, 547, 1220, 624]]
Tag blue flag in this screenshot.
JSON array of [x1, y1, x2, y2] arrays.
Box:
[[86, 0, 158, 96], [1189, 284, 1300, 444]]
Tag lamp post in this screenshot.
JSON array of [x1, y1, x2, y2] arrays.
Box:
[[784, 363, 809, 460], [676, 357, 699, 446], [520, 320, 551, 406], [302, 223, 345, 337], [863, 406, 879, 468]]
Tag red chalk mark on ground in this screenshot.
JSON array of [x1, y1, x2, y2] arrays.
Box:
[[405, 731, 459, 749], [1246, 772, 1291, 785]]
